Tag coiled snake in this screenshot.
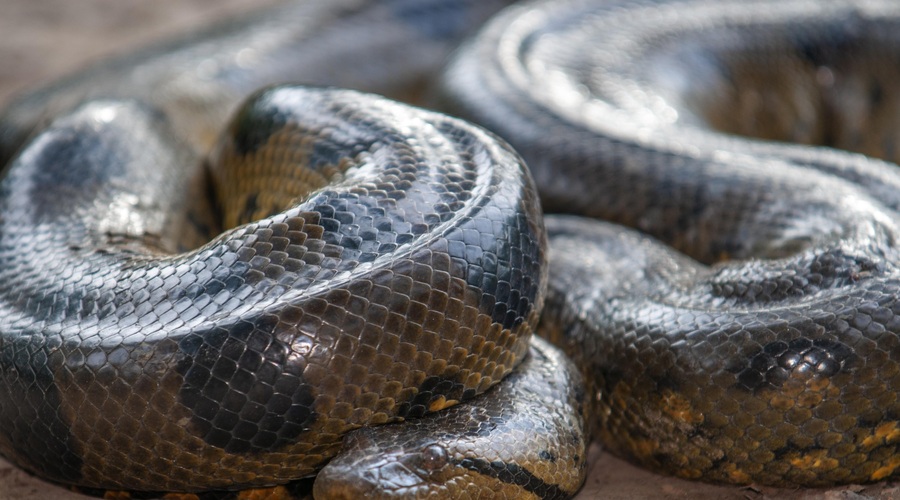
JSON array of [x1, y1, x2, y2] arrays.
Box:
[[2, 0, 900, 497]]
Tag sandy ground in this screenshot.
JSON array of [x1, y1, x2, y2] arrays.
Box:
[[1, 1, 899, 499]]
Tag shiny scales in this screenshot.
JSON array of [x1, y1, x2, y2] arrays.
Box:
[[0, 84, 547, 491], [3, 0, 900, 497], [440, 0, 900, 487]]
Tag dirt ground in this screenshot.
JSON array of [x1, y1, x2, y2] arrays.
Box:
[[0, 1, 899, 499]]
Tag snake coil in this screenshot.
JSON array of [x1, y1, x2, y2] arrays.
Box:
[[441, 0, 900, 487], [3, 0, 900, 497]]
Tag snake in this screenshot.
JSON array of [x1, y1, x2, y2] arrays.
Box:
[[2, 0, 900, 498], [439, 0, 900, 488]]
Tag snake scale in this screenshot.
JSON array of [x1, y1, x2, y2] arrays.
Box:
[[2, 0, 900, 497]]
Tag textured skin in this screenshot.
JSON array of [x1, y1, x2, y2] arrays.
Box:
[[313, 336, 588, 500], [0, 86, 547, 491], [439, 0, 900, 487], [0, 0, 573, 495], [6, 0, 900, 496]]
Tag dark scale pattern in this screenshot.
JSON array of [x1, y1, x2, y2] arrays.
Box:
[[733, 339, 856, 393], [313, 337, 587, 499], [175, 318, 318, 454], [0, 86, 545, 492], [441, 0, 900, 488], [13, 0, 900, 496], [539, 217, 900, 487]]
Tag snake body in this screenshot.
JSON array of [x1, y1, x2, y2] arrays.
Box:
[[0, 0, 553, 494], [3, 0, 900, 497], [440, 0, 900, 487], [0, 81, 548, 491]]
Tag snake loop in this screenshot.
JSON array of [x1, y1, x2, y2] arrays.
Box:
[[5, 0, 900, 496], [0, 86, 545, 491], [439, 0, 900, 487]]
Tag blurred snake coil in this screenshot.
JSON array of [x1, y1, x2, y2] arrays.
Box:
[[2, 0, 900, 498]]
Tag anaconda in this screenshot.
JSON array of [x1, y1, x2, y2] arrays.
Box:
[[2, 0, 900, 497]]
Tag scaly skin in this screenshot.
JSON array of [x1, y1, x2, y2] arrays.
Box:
[[440, 0, 900, 487]]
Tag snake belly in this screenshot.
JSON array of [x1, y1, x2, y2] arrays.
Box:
[[438, 0, 900, 488]]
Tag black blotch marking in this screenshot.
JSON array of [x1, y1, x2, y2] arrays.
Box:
[[231, 87, 384, 168], [599, 368, 626, 392], [731, 338, 854, 392], [652, 369, 682, 393], [187, 167, 224, 245], [887, 407, 900, 422], [177, 316, 316, 453], [793, 21, 854, 67], [239, 193, 259, 225], [538, 450, 556, 462], [185, 210, 215, 245], [26, 125, 130, 224], [459, 412, 495, 439], [572, 381, 587, 411], [686, 427, 706, 440], [652, 451, 682, 472], [858, 414, 884, 429], [229, 92, 283, 157], [772, 445, 794, 461], [771, 443, 828, 462], [445, 203, 544, 332], [311, 140, 345, 171], [397, 375, 466, 419], [457, 457, 571, 500]]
